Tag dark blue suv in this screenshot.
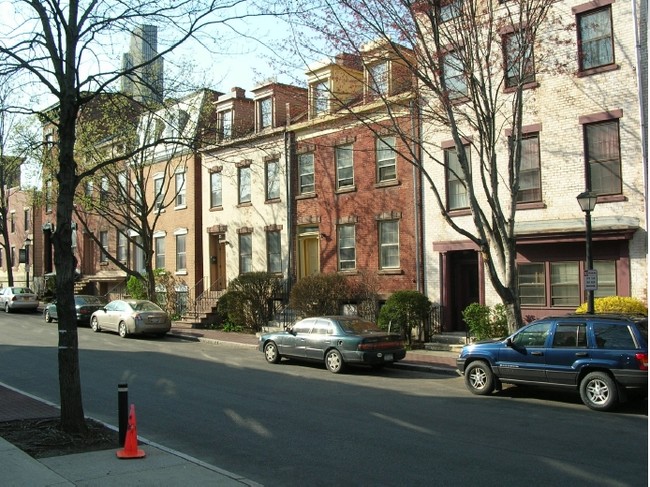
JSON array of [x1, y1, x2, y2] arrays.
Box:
[[456, 314, 648, 411]]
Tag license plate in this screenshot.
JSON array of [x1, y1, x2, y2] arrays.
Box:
[[384, 354, 393, 361]]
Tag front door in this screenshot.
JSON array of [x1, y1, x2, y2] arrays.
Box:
[[209, 234, 227, 291], [448, 250, 479, 332], [297, 226, 320, 279]]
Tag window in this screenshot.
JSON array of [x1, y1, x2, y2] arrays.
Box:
[[551, 262, 580, 307], [259, 97, 272, 130], [239, 233, 252, 274], [266, 160, 280, 200], [45, 181, 52, 212], [267, 231, 282, 274], [336, 144, 354, 189], [312, 80, 328, 116], [218, 110, 232, 139], [512, 322, 551, 348], [100, 176, 109, 203], [117, 231, 127, 262], [552, 324, 587, 348], [585, 120, 621, 195], [338, 224, 356, 271], [439, 0, 462, 22], [593, 322, 636, 349], [84, 180, 93, 197], [518, 263, 546, 306], [517, 134, 541, 203], [577, 6, 614, 71], [10, 212, 15, 233], [445, 145, 470, 210], [118, 171, 128, 203], [298, 153, 315, 194], [443, 51, 467, 100], [23, 209, 29, 232], [210, 171, 222, 208], [376, 136, 397, 182], [175, 234, 186, 272], [99, 231, 109, 263], [379, 220, 399, 269], [154, 176, 164, 210], [593, 260, 616, 297], [155, 236, 165, 269], [504, 30, 535, 88], [368, 61, 389, 97], [238, 166, 251, 204], [175, 171, 186, 207]]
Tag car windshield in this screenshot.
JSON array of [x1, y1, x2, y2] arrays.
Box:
[[338, 318, 381, 334], [131, 301, 163, 312]]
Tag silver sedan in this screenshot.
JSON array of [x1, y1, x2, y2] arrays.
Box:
[[90, 299, 171, 338]]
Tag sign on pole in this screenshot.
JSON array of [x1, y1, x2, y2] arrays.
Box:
[[584, 269, 598, 291]]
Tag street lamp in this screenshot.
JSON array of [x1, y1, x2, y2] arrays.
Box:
[[24, 237, 31, 289], [576, 191, 598, 314]]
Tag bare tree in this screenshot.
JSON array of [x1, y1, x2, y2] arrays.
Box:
[[0, 0, 268, 434], [280, 0, 559, 332]]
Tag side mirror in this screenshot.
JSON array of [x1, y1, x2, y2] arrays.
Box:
[[288, 328, 296, 336], [506, 337, 514, 347]]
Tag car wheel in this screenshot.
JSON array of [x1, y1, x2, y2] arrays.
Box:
[[464, 361, 495, 395], [91, 317, 101, 332], [118, 322, 128, 338], [4, 302, 10, 313], [580, 371, 619, 411], [45, 310, 53, 323], [325, 349, 345, 374], [264, 342, 281, 364]]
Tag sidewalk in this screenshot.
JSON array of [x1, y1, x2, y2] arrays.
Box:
[[0, 326, 458, 486]]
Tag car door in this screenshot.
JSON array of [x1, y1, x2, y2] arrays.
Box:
[[279, 322, 311, 358], [102, 301, 124, 331], [497, 321, 552, 382], [305, 319, 332, 360], [544, 322, 588, 385]]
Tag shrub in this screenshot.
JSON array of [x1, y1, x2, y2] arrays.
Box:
[[576, 296, 648, 315], [462, 303, 509, 341], [221, 272, 283, 332], [377, 290, 431, 345], [126, 276, 147, 300], [289, 273, 351, 317]]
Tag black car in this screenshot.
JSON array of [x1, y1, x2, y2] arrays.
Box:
[[44, 295, 108, 326], [456, 314, 648, 411], [259, 316, 406, 373]]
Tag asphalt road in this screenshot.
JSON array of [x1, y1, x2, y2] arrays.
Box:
[[0, 311, 647, 486]]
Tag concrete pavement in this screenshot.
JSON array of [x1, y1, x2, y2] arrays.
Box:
[[0, 327, 458, 486]]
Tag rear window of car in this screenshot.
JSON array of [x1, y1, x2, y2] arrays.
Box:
[[77, 296, 106, 305], [593, 323, 637, 349], [131, 301, 163, 312], [338, 318, 380, 334], [635, 320, 648, 343]]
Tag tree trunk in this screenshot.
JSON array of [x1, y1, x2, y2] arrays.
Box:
[[54, 101, 86, 434]]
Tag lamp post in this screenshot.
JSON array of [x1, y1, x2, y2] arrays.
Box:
[[576, 191, 598, 314], [24, 237, 31, 289]]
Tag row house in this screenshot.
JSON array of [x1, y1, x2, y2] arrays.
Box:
[[200, 84, 307, 292], [421, 0, 647, 331], [199, 42, 424, 316], [40, 90, 220, 304], [0, 162, 39, 291]]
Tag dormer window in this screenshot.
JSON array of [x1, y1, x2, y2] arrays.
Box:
[[259, 97, 272, 130], [218, 110, 232, 140], [311, 80, 329, 116], [368, 61, 389, 97]]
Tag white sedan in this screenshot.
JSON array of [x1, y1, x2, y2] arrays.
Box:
[[90, 299, 171, 338]]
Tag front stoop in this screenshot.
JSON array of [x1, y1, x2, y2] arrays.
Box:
[[424, 332, 468, 353]]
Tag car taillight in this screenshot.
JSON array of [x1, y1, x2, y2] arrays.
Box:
[[635, 353, 648, 370], [358, 340, 403, 351]]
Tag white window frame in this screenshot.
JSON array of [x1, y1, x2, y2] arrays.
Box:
[[336, 144, 354, 189], [338, 224, 356, 271]]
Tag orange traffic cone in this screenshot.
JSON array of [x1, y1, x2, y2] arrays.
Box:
[[116, 404, 146, 459]]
